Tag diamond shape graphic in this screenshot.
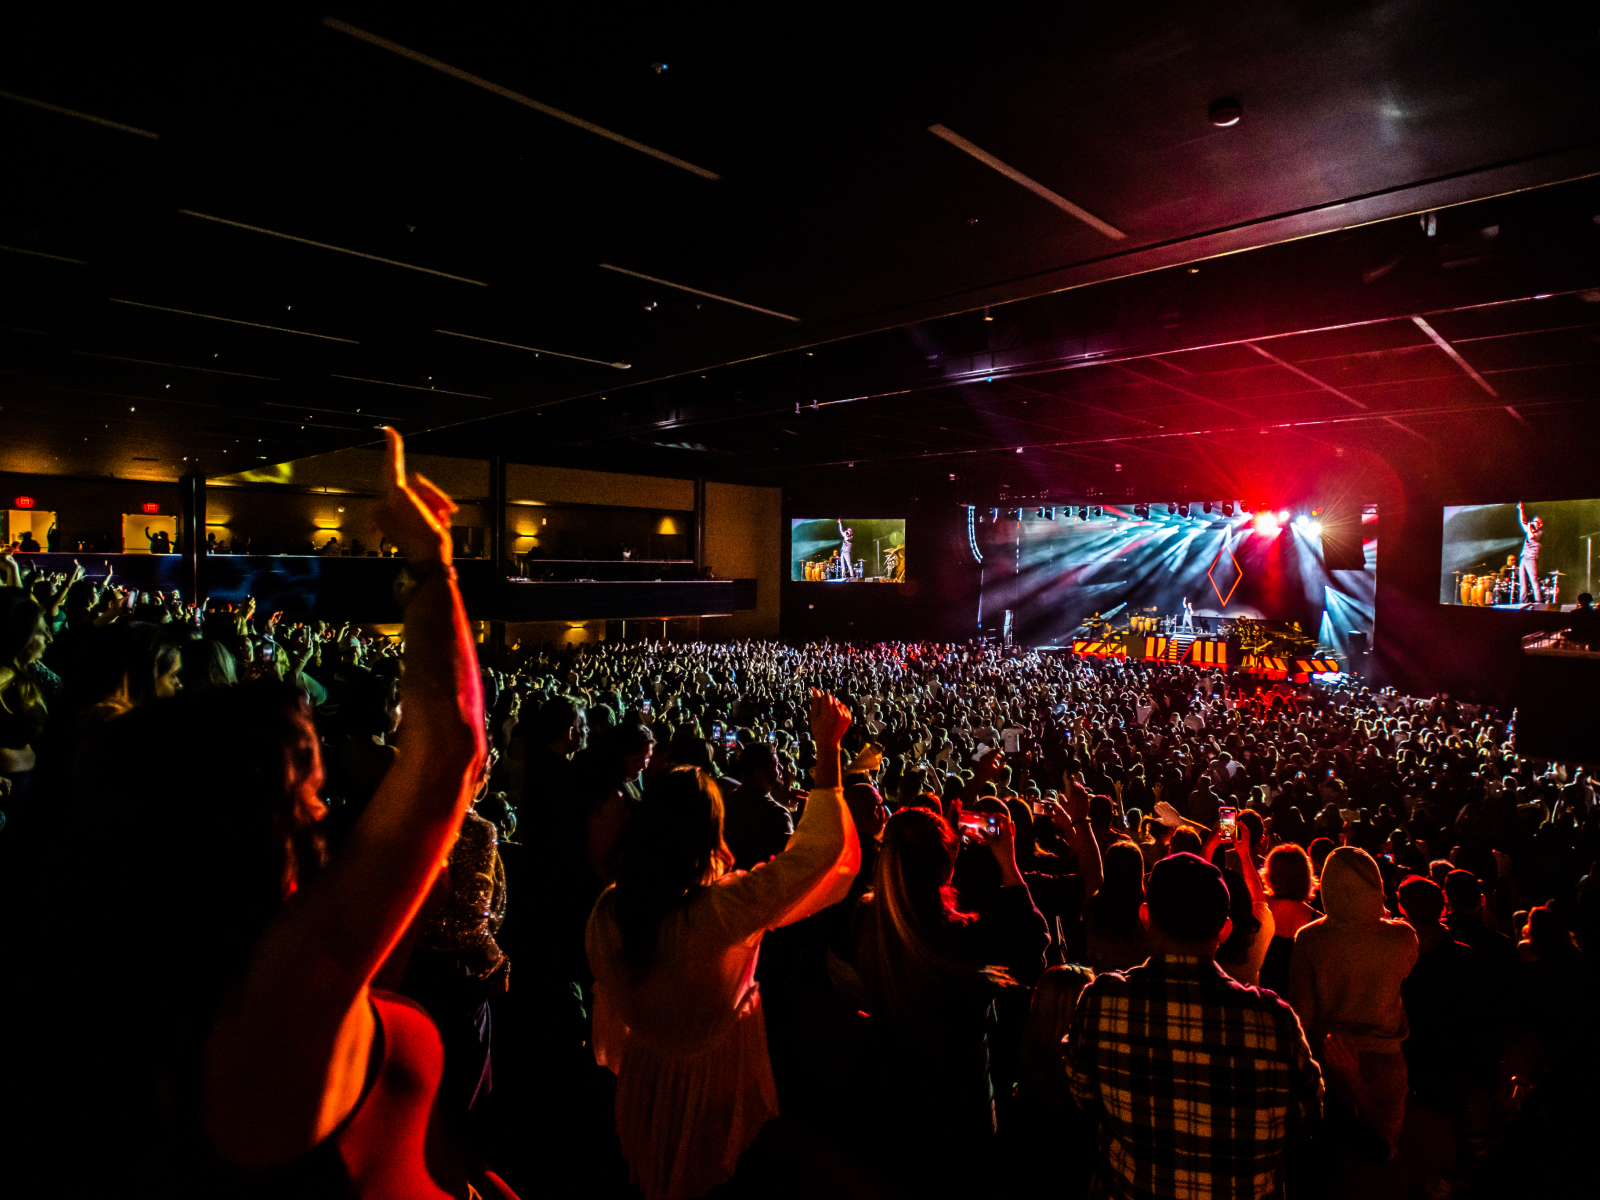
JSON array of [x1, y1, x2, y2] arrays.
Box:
[[1207, 546, 1243, 607]]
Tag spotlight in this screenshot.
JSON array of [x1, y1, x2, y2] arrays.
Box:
[[990, 508, 1000, 521], [1016, 508, 1025, 521], [1253, 511, 1281, 537], [1277, 509, 1290, 523], [1221, 501, 1234, 517], [1133, 503, 1149, 519], [1167, 501, 1178, 516], [1180, 503, 1192, 519], [1035, 507, 1046, 519], [1047, 507, 1058, 520], [1203, 501, 1213, 515], [1092, 505, 1103, 519], [1078, 506, 1090, 521]]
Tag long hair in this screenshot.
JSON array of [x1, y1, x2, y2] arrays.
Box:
[[858, 806, 977, 1035], [610, 765, 732, 974], [0, 589, 48, 741], [39, 682, 328, 1178], [1085, 841, 1148, 946]]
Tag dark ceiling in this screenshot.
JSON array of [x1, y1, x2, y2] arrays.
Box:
[[2, 3, 1598, 494]]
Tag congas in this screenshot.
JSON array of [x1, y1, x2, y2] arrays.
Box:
[[1470, 578, 1487, 606], [1460, 575, 1476, 605]]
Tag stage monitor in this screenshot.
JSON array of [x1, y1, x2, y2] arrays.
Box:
[[791, 518, 906, 582], [1441, 498, 1600, 610]]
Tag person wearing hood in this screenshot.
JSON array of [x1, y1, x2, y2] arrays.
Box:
[[1288, 846, 1418, 1157]]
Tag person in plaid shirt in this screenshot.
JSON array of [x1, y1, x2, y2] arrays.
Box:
[[1068, 852, 1323, 1200]]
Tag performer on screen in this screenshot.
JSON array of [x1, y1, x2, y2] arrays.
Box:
[[837, 519, 856, 580], [1180, 597, 1196, 633], [1517, 501, 1543, 605]]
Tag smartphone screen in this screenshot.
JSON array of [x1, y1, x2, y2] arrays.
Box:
[[1218, 807, 1238, 838]]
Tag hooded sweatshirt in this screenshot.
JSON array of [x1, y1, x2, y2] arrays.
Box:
[[1287, 846, 1418, 1052]]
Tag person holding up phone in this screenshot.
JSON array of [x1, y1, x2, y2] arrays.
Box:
[[852, 795, 1048, 1191]]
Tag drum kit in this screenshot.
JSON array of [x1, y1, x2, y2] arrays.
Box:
[[1454, 566, 1563, 606]]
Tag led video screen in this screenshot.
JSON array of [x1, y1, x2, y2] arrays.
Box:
[[791, 518, 906, 582], [1441, 499, 1600, 609]]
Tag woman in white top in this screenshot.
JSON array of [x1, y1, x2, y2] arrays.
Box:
[[587, 691, 860, 1200]]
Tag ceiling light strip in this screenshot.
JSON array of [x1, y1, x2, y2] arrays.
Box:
[[331, 374, 493, 399], [177, 210, 487, 285], [1243, 342, 1367, 409], [108, 299, 360, 343], [0, 244, 87, 265], [72, 351, 279, 380], [1410, 316, 1499, 397], [322, 17, 720, 181], [262, 401, 403, 419], [0, 89, 158, 138], [598, 263, 800, 321], [928, 124, 1125, 240], [435, 328, 632, 369]]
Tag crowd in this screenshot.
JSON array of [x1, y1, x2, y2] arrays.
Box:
[[3, 486, 1598, 1197]]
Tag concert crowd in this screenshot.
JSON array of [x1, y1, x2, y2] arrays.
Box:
[[3, 494, 1597, 1197]]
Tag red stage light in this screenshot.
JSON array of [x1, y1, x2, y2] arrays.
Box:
[[1253, 511, 1281, 537], [13, 496, 34, 509], [142, 502, 160, 514]]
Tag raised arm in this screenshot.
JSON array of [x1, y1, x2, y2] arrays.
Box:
[[202, 428, 485, 1166], [712, 690, 860, 938], [1518, 501, 1530, 535]]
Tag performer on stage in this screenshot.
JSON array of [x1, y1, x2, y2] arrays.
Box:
[[1180, 597, 1196, 633], [837, 519, 856, 580], [1517, 501, 1543, 605]]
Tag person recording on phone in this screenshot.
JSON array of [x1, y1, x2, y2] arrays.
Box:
[[853, 795, 1048, 1188]]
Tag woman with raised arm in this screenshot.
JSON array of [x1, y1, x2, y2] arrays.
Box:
[[586, 689, 860, 1200], [18, 429, 505, 1196]]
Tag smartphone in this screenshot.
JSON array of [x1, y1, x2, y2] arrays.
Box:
[[1031, 799, 1050, 817], [957, 811, 1001, 839], [1218, 806, 1238, 839]]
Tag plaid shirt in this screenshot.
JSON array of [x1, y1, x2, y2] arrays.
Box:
[[1067, 954, 1323, 1200]]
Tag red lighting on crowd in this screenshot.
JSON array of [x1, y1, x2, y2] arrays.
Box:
[[13, 496, 34, 509], [1253, 511, 1281, 537], [142, 502, 160, 514]]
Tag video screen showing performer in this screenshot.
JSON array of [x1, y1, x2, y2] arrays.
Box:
[[790, 518, 906, 582], [1441, 497, 1600, 609]]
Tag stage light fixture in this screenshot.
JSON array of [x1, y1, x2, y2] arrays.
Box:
[[1078, 506, 1090, 521], [1035, 507, 1046, 519], [991, 508, 1000, 521], [1222, 501, 1235, 517], [1167, 502, 1178, 516], [1180, 503, 1192, 519], [1203, 501, 1213, 515], [1047, 507, 1058, 520], [1253, 511, 1281, 537], [1277, 509, 1290, 523], [1016, 508, 1025, 521], [1133, 503, 1149, 519]]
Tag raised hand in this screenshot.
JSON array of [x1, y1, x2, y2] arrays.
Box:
[[382, 426, 454, 566]]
